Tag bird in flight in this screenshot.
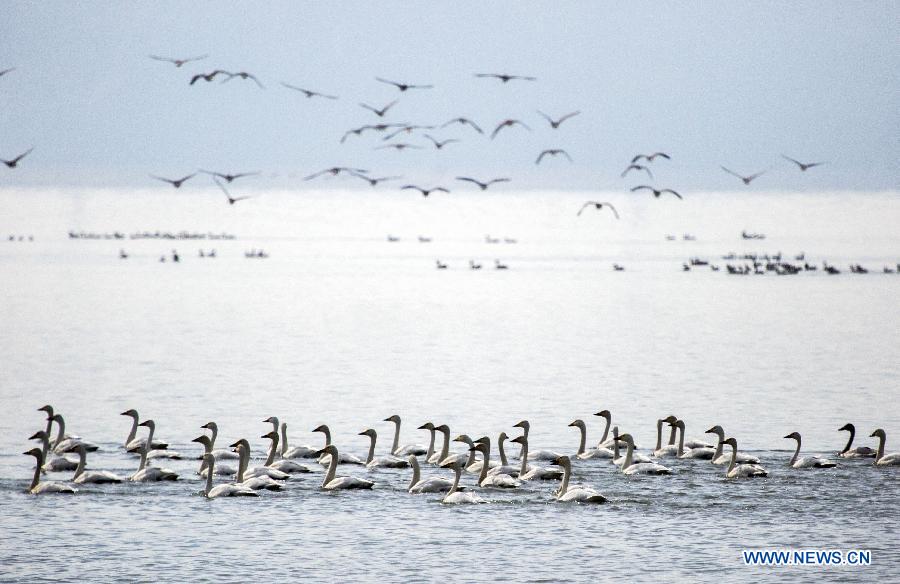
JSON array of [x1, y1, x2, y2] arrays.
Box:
[[149, 54, 208, 67], [1, 147, 33, 168], [621, 164, 653, 179], [401, 185, 449, 197], [280, 82, 338, 100], [475, 73, 536, 83], [359, 99, 398, 117], [189, 70, 230, 85], [720, 166, 766, 185], [350, 172, 402, 186], [631, 186, 682, 199], [631, 152, 670, 163], [441, 117, 483, 134], [304, 167, 368, 181], [383, 124, 435, 141], [0, 67, 15, 77], [150, 173, 196, 188], [375, 77, 433, 91], [213, 177, 256, 205], [340, 123, 405, 143], [455, 177, 510, 191], [577, 201, 620, 219], [491, 119, 531, 139], [537, 110, 580, 129], [782, 155, 825, 172], [424, 135, 459, 150], [376, 143, 422, 151], [536, 149, 573, 164], [199, 170, 260, 183], [222, 71, 264, 88]]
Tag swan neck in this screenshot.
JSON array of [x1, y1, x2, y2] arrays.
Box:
[[438, 429, 450, 461], [577, 424, 586, 455], [498, 437, 508, 466], [390, 421, 401, 455], [727, 443, 737, 473], [30, 455, 42, 491], [518, 440, 529, 475], [280, 425, 288, 455], [146, 423, 155, 447], [138, 448, 148, 471], [839, 427, 854, 454], [366, 435, 376, 465], [623, 440, 634, 469], [125, 416, 138, 446], [713, 432, 723, 461], [204, 460, 214, 495], [409, 456, 420, 489], [323, 450, 338, 487], [677, 424, 685, 456], [321, 427, 332, 446], [55, 417, 65, 445], [265, 435, 278, 466], [425, 429, 435, 459], [875, 434, 885, 461], [599, 416, 610, 443], [208, 424, 218, 447], [667, 423, 677, 445], [559, 459, 571, 495], [237, 446, 248, 482], [654, 420, 663, 451], [39, 433, 49, 460], [478, 449, 490, 484], [788, 437, 801, 466], [74, 449, 86, 479], [448, 465, 462, 495]]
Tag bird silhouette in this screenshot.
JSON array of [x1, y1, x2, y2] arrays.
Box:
[[631, 152, 670, 163], [213, 177, 256, 205], [375, 77, 433, 91], [475, 73, 536, 83], [222, 71, 264, 88], [720, 166, 766, 185], [376, 143, 422, 151], [304, 167, 368, 181], [537, 110, 580, 129], [401, 185, 449, 197], [535, 149, 573, 164], [630, 186, 682, 199], [199, 170, 259, 183], [491, 119, 531, 139], [340, 124, 406, 143], [359, 99, 399, 117], [621, 164, 653, 179], [149, 54, 208, 67], [189, 70, 230, 85], [782, 155, 825, 172], [441, 117, 483, 134], [424, 135, 459, 150], [383, 125, 435, 141], [1, 147, 33, 168], [455, 177, 510, 190], [350, 172, 402, 186], [150, 173, 196, 188], [577, 201, 620, 218], [280, 82, 337, 99]]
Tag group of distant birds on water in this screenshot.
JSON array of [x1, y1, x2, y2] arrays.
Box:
[[2, 58, 828, 223], [21, 405, 898, 504]]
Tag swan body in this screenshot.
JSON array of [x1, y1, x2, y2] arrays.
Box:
[[280, 423, 318, 459], [318, 445, 375, 490], [407, 455, 454, 493], [440, 461, 485, 504], [471, 443, 520, 488], [72, 445, 123, 483], [51, 415, 98, 454], [313, 425, 365, 465], [870, 429, 900, 466], [29, 431, 78, 472], [192, 436, 236, 477], [147, 449, 183, 459], [200, 455, 258, 498], [674, 420, 715, 459], [706, 426, 761, 464], [652, 416, 679, 457], [359, 428, 410, 469], [553, 456, 607, 503], [611, 427, 652, 466], [130, 446, 178, 481], [619, 433, 672, 475], [384, 415, 427, 456], [723, 438, 768, 478], [23, 448, 76, 494], [513, 420, 563, 461], [510, 435, 563, 481], [784, 432, 837, 469], [837, 424, 876, 458], [199, 422, 239, 459], [486, 433, 521, 476], [261, 432, 316, 472], [121, 410, 168, 451], [231, 443, 284, 490], [569, 419, 614, 459]]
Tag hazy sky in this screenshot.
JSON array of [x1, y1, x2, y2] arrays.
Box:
[[1, 2, 897, 192]]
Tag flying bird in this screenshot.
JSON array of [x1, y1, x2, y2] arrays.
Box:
[[475, 73, 536, 83], [350, 172, 402, 186], [401, 185, 449, 197], [149, 54, 208, 67], [537, 110, 580, 129], [359, 99, 399, 117], [376, 143, 422, 151], [630, 186, 682, 199], [1, 147, 33, 168], [213, 177, 256, 205], [280, 82, 338, 100], [577, 201, 620, 219], [720, 166, 766, 185], [383, 125, 435, 141], [621, 164, 653, 179], [150, 173, 196, 188], [782, 155, 825, 172], [304, 167, 368, 181], [455, 177, 510, 191], [189, 70, 230, 85], [535, 149, 573, 164], [631, 152, 671, 163], [199, 170, 260, 183], [375, 77, 433, 91], [340, 123, 405, 143], [441, 117, 483, 134], [491, 119, 531, 139], [424, 135, 459, 150], [222, 71, 264, 88]]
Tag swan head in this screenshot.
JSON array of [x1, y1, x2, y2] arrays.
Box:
[[510, 435, 527, 446], [229, 438, 250, 451], [783, 432, 801, 442], [618, 432, 634, 445], [52, 413, 64, 423], [474, 436, 490, 445], [312, 424, 329, 434], [722, 437, 738, 449], [453, 434, 473, 445], [23, 447, 43, 459], [838, 423, 854, 432], [675, 420, 685, 430], [593, 410, 611, 421], [200, 422, 217, 431], [28, 430, 47, 441], [612, 426, 620, 439], [498, 432, 508, 442], [383, 415, 401, 424], [417, 422, 434, 431], [316, 445, 338, 457], [568, 419, 585, 429], [468, 443, 489, 454], [38, 405, 54, 418], [705, 425, 724, 436], [261, 431, 279, 441], [263, 416, 279, 425], [434, 424, 450, 434], [358, 428, 377, 439], [663, 415, 678, 425], [192, 435, 212, 447], [439, 458, 463, 470], [551, 455, 571, 466], [870, 429, 886, 440], [120, 409, 138, 419], [513, 420, 529, 430], [138, 419, 155, 430]]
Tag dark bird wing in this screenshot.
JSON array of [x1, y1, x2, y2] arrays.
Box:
[[604, 203, 621, 219], [0, 67, 16, 76], [630, 185, 654, 193], [649, 152, 670, 160], [487, 178, 510, 186], [515, 120, 532, 131], [375, 77, 403, 89], [561, 150, 573, 162], [10, 147, 33, 164], [660, 189, 683, 199], [229, 172, 260, 180], [401, 185, 425, 194], [303, 170, 329, 181], [557, 111, 581, 124], [719, 166, 744, 179], [781, 155, 803, 168], [536, 110, 553, 124], [490, 123, 505, 139], [150, 174, 175, 185], [576, 202, 594, 216], [149, 55, 176, 64], [433, 188, 449, 193], [631, 154, 649, 163], [455, 177, 484, 188], [535, 151, 550, 164]]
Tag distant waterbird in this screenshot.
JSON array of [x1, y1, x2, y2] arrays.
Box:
[[535, 149, 572, 164], [631, 185, 682, 199], [491, 119, 531, 139], [621, 164, 653, 179], [441, 117, 483, 134], [577, 201, 620, 218], [401, 185, 449, 197], [631, 152, 670, 163], [536, 110, 580, 129], [475, 73, 536, 83], [2, 147, 33, 168], [213, 177, 256, 205], [455, 176, 510, 190], [280, 82, 338, 99], [375, 77, 433, 91], [149, 54, 208, 67], [782, 155, 825, 172], [304, 167, 368, 180], [720, 166, 766, 185], [199, 170, 259, 183], [359, 99, 398, 117], [150, 173, 195, 188]]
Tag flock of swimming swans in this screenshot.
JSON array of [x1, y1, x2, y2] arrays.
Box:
[[21, 405, 898, 503]]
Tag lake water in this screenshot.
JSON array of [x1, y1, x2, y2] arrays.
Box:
[[0, 188, 898, 582]]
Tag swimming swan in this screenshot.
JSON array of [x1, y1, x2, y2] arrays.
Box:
[[482, 433, 520, 476], [280, 423, 318, 459], [199, 422, 239, 459], [72, 444, 123, 483], [232, 442, 284, 490], [121, 409, 168, 451], [317, 445, 375, 490], [261, 431, 316, 473], [569, 419, 614, 459], [313, 425, 365, 465], [611, 426, 652, 466], [652, 416, 679, 457], [23, 448, 76, 494], [676, 420, 715, 459], [137, 420, 182, 459], [706, 425, 761, 465], [51, 414, 98, 454], [432, 425, 467, 467], [469, 443, 520, 488], [509, 435, 563, 481], [837, 423, 876, 458], [439, 460, 485, 504], [359, 428, 410, 469], [513, 420, 563, 461], [783, 432, 837, 468], [129, 445, 178, 481], [618, 433, 672, 475], [869, 429, 900, 466], [551, 455, 607, 503], [384, 415, 427, 456], [407, 455, 454, 493], [37, 405, 81, 447], [722, 438, 768, 478], [199, 454, 258, 498], [192, 436, 237, 477], [593, 410, 615, 448], [418, 422, 437, 461], [28, 431, 78, 472], [228, 439, 292, 480]]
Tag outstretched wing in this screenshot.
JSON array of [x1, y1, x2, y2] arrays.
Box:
[[375, 77, 402, 89], [561, 150, 573, 162], [781, 154, 803, 168], [631, 154, 649, 164], [576, 202, 594, 216], [557, 111, 581, 124], [630, 185, 654, 193], [660, 189, 683, 199], [487, 178, 510, 186], [455, 177, 482, 188], [535, 151, 549, 165], [719, 166, 743, 179], [649, 152, 670, 161]]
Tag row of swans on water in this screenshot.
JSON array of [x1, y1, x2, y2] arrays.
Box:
[[22, 406, 899, 503]]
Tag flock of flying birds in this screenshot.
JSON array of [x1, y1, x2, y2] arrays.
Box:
[[1, 57, 827, 220]]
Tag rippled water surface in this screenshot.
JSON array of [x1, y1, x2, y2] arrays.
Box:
[[1, 189, 898, 582]]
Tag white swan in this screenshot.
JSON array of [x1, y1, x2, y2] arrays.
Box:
[[313, 424, 365, 465], [407, 455, 454, 493], [509, 435, 563, 481], [451, 434, 482, 473], [618, 433, 672, 475], [593, 410, 616, 448], [484, 433, 520, 476], [198, 422, 239, 459], [432, 425, 468, 467], [51, 414, 98, 454], [837, 423, 876, 458], [722, 438, 768, 478], [137, 420, 182, 459], [261, 431, 316, 473], [513, 420, 563, 461], [199, 454, 258, 498], [72, 444, 123, 483], [317, 445, 375, 490], [469, 443, 520, 488], [384, 415, 427, 456], [552, 456, 607, 503], [869, 429, 900, 466], [418, 422, 437, 461], [129, 445, 178, 481], [192, 436, 237, 477], [439, 461, 485, 504], [228, 439, 292, 480], [28, 430, 78, 472], [280, 422, 318, 459], [23, 448, 76, 494], [676, 420, 716, 459], [569, 419, 614, 459], [121, 409, 168, 451], [652, 416, 679, 457], [784, 432, 837, 468], [232, 442, 284, 490], [359, 428, 410, 469], [706, 425, 761, 465], [611, 426, 652, 466], [37, 405, 81, 447]]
